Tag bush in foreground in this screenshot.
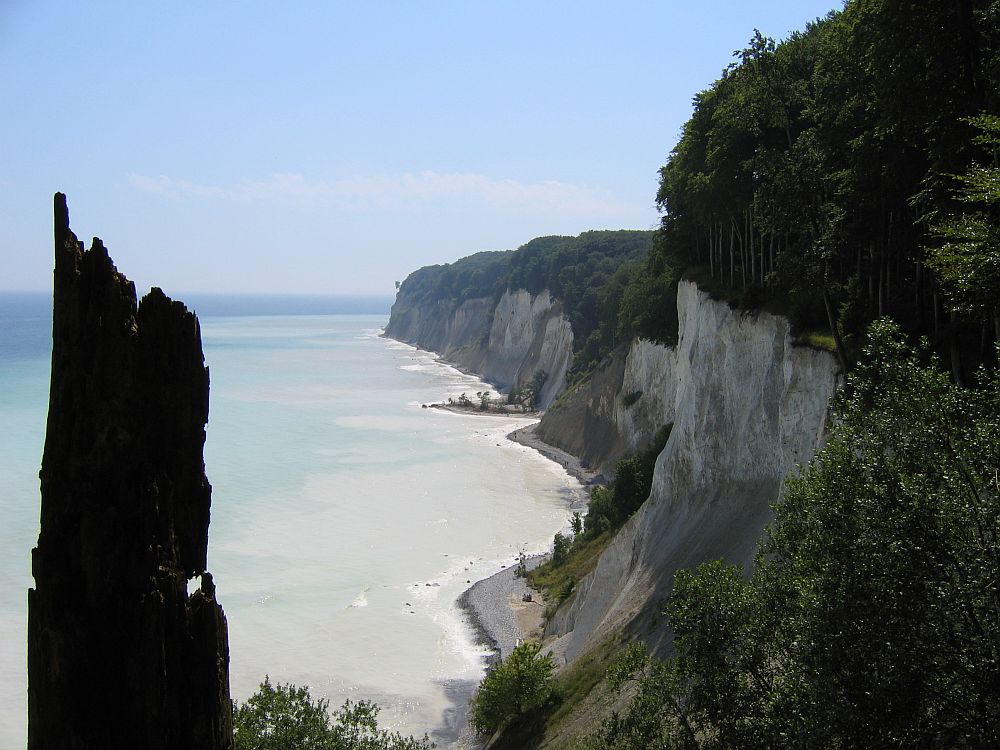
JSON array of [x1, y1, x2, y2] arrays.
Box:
[[233, 677, 432, 750], [470, 642, 556, 737]]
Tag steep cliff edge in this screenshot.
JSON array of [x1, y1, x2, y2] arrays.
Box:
[[28, 194, 231, 749], [544, 280, 840, 664], [536, 338, 676, 477], [385, 287, 573, 409]]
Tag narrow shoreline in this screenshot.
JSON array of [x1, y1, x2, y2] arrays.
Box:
[[507, 423, 606, 487], [454, 425, 593, 668], [384, 331, 591, 747], [455, 556, 546, 665]]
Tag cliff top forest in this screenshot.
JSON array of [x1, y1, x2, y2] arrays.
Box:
[[398, 0, 1000, 382]]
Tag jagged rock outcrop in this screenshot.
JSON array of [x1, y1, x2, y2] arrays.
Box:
[[544, 280, 840, 663], [28, 194, 231, 749], [385, 288, 573, 408]]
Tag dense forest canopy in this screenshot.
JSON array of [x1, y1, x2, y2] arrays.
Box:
[[580, 1, 1000, 746], [653, 0, 1000, 374]]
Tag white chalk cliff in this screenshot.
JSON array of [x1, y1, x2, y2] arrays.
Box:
[[385, 288, 573, 409], [386, 278, 840, 669], [544, 280, 840, 662]]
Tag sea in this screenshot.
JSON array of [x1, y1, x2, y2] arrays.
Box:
[[0, 292, 581, 748]]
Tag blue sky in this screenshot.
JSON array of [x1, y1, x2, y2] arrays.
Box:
[[0, 1, 839, 296]]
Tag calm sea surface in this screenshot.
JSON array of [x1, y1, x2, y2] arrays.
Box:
[[0, 293, 578, 747]]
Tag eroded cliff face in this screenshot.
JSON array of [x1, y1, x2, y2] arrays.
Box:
[[28, 194, 231, 749], [385, 288, 573, 408], [383, 293, 495, 360], [535, 350, 630, 476], [537, 336, 678, 477], [544, 280, 839, 663]]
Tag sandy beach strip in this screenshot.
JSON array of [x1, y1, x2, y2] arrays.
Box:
[[445, 419, 593, 747], [457, 558, 547, 663], [507, 423, 605, 487], [457, 423, 594, 664]]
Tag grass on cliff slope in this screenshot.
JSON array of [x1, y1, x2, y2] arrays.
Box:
[[547, 632, 628, 732], [530, 426, 672, 612], [528, 530, 612, 612]]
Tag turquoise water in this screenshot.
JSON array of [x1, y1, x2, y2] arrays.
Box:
[[0, 294, 577, 746]]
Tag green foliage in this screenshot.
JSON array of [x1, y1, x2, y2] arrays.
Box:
[[546, 633, 629, 736], [557, 577, 575, 604], [470, 642, 556, 736], [529, 426, 674, 626], [583, 487, 615, 537], [233, 678, 432, 750], [615, 237, 680, 348], [794, 329, 837, 352], [476, 391, 492, 411], [655, 0, 1000, 368], [528, 530, 612, 607], [507, 369, 550, 409], [592, 320, 1000, 748], [551, 532, 571, 566], [583, 424, 672, 537], [621, 390, 643, 408], [928, 114, 1000, 332], [395, 251, 512, 309], [395, 230, 659, 375]]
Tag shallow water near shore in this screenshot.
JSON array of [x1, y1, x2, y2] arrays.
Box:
[[0, 296, 579, 747]]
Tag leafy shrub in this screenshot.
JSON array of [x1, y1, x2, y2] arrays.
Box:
[[583, 423, 672, 537], [551, 532, 571, 566], [470, 643, 556, 736], [621, 390, 643, 408], [233, 677, 432, 750]]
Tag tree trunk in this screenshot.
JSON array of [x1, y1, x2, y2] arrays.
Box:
[[878, 245, 885, 317], [933, 282, 940, 340], [868, 243, 876, 311], [729, 223, 735, 287], [821, 262, 850, 374], [949, 311, 966, 386], [708, 224, 714, 278]]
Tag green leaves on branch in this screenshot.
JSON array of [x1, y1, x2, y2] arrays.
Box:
[[656, 1, 1000, 356], [470, 642, 556, 737], [927, 114, 1000, 333], [232, 678, 433, 750]]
